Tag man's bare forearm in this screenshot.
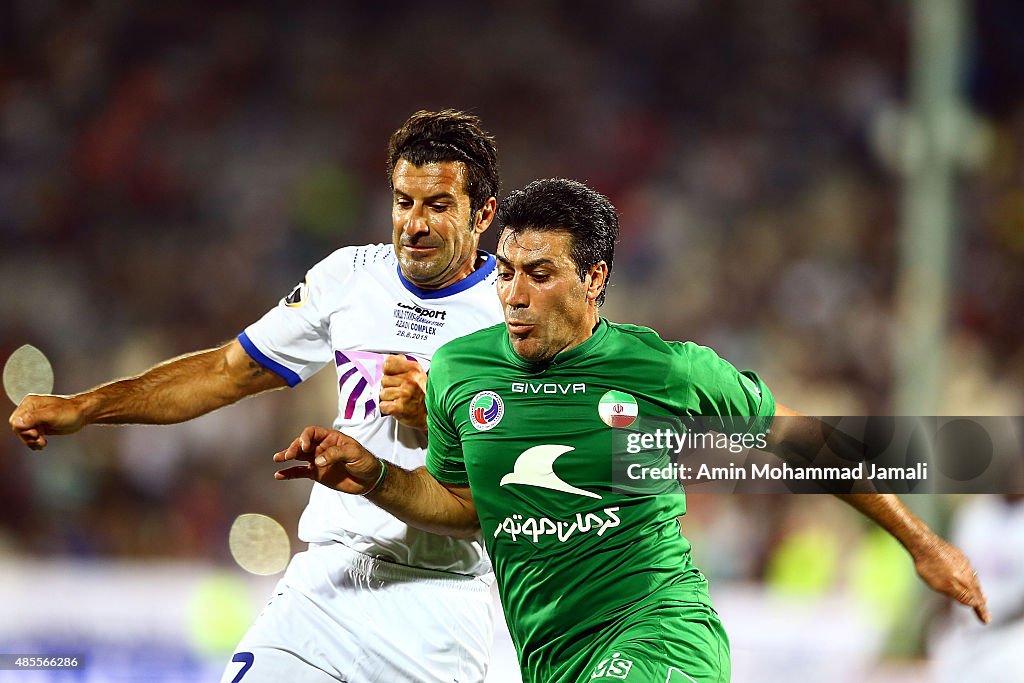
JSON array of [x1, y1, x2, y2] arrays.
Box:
[[78, 341, 285, 425], [769, 414, 935, 546], [835, 493, 936, 553], [763, 406, 989, 622], [367, 464, 479, 538]]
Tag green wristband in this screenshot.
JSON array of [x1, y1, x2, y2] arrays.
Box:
[[359, 459, 387, 496]]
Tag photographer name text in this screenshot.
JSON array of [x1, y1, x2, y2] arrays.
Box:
[[626, 461, 928, 482]]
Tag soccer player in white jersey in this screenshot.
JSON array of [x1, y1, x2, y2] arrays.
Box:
[[9, 110, 507, 683]]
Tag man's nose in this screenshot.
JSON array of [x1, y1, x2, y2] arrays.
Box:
[[503, 273, 530, 308], [403, 206, 429, 237]]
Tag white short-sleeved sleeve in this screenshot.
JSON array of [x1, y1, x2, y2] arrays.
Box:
[[239, 249, 353, 386]]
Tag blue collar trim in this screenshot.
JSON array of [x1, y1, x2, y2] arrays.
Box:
[[396, 251, 495, 299]]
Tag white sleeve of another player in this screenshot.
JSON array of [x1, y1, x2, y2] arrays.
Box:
[[239, 251, 349, 387]]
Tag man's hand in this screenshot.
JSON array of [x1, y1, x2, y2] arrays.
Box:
[[274, 425, 383, 495], [911, 536, 990, 624], [9, 394, 87, 450], [378, 355, 427, 431], [275, 426, 479, 537]]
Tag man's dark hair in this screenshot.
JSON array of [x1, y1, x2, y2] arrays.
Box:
[[496, 178, 618, 305], [387, 109, 500, 215]]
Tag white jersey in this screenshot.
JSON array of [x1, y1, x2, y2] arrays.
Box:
[[240, 243, 502, 575]]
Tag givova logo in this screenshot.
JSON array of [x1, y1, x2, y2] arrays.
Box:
[[469, 391, 504, 431]]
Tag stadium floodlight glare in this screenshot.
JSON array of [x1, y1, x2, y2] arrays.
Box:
[[228, 513, 291, 576], [3, 344, 54, 405]]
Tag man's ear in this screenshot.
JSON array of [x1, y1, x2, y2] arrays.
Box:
[[473, 197, 497, 236], [585, 262, 609, 303]]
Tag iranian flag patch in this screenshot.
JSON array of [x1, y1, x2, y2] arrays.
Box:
[[598, 390, 638, 428]]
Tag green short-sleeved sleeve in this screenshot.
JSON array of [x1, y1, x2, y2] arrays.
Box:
[[670, 341, 775, 433], [424, 350, 470, 486]]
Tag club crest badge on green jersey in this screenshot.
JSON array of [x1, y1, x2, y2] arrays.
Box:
[[469, 391, 504, 431]]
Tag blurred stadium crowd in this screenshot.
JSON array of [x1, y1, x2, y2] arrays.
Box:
[[1, 0, 1023, 664]]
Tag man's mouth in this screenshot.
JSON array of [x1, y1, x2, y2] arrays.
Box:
[[402, 243, 439, 254], [507, 321, 535, 335]]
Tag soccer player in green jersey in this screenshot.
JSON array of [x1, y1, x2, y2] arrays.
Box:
[[274, 178, 990, 682]]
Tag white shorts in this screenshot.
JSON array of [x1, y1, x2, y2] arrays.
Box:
[[219, 542, 495, 683]]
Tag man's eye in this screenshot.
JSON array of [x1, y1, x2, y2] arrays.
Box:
[[497, 271, 513, 281], [395, 199, 412, 209], [531, 273, 549, 281]]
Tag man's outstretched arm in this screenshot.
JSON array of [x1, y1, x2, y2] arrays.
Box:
[[766, 403, 990, 624], [9, 339, 287, 450], [835, 492, 989, 623], [274, 425, 479, 538]]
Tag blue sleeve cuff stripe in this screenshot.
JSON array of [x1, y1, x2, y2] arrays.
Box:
[[238, 332, 302, 387]]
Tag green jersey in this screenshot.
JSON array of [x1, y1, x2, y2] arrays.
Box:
[[425, 320, 774, 682]]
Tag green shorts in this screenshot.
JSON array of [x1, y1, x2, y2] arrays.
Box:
[[573, 601, 730, 683]]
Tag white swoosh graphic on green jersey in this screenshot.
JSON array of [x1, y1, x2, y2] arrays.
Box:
[[499, 445, 602, 499]]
